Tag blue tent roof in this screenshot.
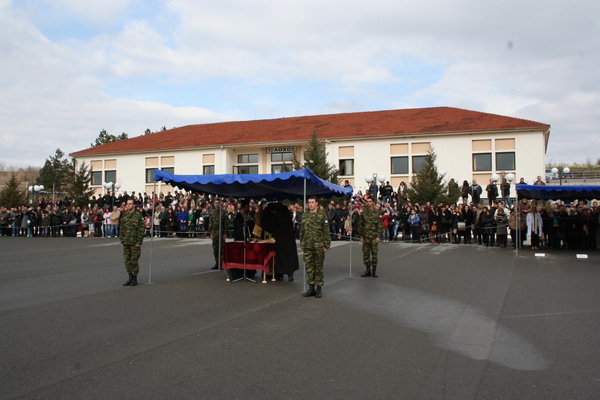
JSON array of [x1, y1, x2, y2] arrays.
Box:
[[153, 168, 352, 200], [516, 184, 600, 201]]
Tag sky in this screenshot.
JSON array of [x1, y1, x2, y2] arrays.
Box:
[[1, 0, 599, 168]]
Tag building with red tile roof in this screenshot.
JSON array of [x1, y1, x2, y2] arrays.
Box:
[[71, 106, 550, 198]]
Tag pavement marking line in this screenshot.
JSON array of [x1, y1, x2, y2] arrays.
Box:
[[500, 309, 600, 320], [88, 242, 121, 247], [193, 270, 220, 276], [168, 241, 211, 248]]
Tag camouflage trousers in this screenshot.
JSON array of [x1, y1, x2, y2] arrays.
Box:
[[362, 239, 378, 267], [303, 247, 325, 286], [212, 236, 225, 266], [122, 244, 141, 275]]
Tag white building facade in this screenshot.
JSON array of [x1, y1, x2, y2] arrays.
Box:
[[71, 107, 550, 199]]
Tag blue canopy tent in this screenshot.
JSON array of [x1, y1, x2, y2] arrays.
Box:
[[153, 168, 352, 200], [516, 184, 600, 201], [149, 168, 353, 286]]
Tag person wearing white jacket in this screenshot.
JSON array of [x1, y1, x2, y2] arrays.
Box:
[[526, 206, 543, 250]]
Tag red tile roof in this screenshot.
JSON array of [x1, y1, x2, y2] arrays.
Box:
[[71, 107, 549, 156]]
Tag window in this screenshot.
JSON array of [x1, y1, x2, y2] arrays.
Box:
[[391, 156, 409, 174], [271, 164, 293, 174], [473, 153, 492, 171], [234, 165, 259, 174], [339, 159, 354, 176], [203, 165, 215, 175], [271, 152, 294, 162], [412, 156, 427, 173], [161, 167, 174, 175], [496, 152, 515, 170], [145, 168, 156, 183], [104, 170, 116, 183], [237, 154, 258, 163], [91, 171, 102, 186]]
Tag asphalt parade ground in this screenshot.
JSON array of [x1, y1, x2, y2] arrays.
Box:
[[0, 237, 599, 400]]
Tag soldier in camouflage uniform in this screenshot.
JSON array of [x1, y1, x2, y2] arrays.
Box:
[[300, 196, 330, 298], [209, 199, 228, 270], [359, 197, 383, 278], [120, 199, 145, 286]]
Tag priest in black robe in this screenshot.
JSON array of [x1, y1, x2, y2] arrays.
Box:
[[260, 202, 299, 281]]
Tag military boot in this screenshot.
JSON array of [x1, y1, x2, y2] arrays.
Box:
[[315, 285, 322, 298], [130, 275, 138, 286], [303, 284, 316, 297], [123, 273, 133, 286], [372, 266, 378, 278], [360, 266, 371, 277]]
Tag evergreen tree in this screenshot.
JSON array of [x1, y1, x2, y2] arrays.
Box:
[[406, 149, 457, 205], [0, 173, 26, 208], [293, 129, 339, 183], [144, 128, 152, 135], [36, 148, 71, 192], [91, 129, 129, 147], [67, 161, 94, 208]]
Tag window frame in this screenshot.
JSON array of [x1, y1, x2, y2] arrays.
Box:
[[412, 155, 427, 174], [104, 170, 116, 183], [145, 168, 156, 184], [233, 165, 259, 174], [339, 159, 354, 176], [237, 154, 259, 163], [271, 164, 293, 174], [391, 156, 409, 175], [473, 153, 492, 172], [496, 152, 516, 171], [91, 171, 102, 186]]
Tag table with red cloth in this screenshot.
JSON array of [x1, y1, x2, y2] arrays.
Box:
[[222, 241, 276, 283]]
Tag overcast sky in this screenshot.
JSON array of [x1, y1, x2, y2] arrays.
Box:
[[1, 0, 599, 167]]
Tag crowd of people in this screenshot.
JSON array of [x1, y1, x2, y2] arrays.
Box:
[[1, 179, 599, 251]]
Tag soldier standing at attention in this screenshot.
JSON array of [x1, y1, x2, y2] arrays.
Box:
[[300, 196, 330, 298], [120, 199, 145, 286], [359, 196, 384, 278], [209, 199, 228, 270]]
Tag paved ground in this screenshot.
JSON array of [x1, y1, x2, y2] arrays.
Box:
[[0, 237, 599, 399]]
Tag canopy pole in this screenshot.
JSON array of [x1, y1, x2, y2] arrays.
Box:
[[218, 195, 223, 270], [348, 200, 353, 278], [516, 192, 520, 257], [148, 181, 156, 284], [303, 178, 307, 293]]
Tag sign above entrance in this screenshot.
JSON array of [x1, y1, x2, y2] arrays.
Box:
[[266, 146, 295, 153]]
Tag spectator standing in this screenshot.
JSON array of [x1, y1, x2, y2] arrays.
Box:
[[486, 179, 498, 206], [469, 180, 482, 205], [110, 206, 121, 237]]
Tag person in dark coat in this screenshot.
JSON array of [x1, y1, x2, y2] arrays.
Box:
[[231, 199, 257, 280], [260, 202, 299, 281]]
